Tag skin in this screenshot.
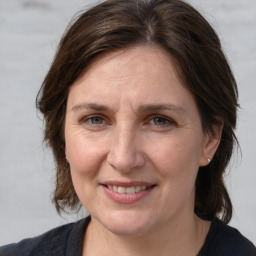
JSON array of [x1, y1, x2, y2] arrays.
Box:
[[65, 45, 221, 255]]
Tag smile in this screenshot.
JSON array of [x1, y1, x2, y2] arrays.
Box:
[[106, 185, 148, 194], [102, 183, 156, 204]]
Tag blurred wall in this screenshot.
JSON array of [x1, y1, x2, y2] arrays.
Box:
[[0, 0, 255, 245]]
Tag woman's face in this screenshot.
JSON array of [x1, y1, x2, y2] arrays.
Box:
[[65, 46, 219, 236]]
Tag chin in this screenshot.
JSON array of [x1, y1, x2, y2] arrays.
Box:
[[96, 209, 154, 237]]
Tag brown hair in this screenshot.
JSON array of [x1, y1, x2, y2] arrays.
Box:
[[37, 0, 238, 223]]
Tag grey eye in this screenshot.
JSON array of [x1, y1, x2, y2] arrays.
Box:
[[152, 117, 169, 125], [89, 116, 104, 124]]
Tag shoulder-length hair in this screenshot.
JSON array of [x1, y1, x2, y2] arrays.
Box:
[[37, 0, 238, 223]]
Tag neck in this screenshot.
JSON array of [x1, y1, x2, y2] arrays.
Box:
[[82, 214, 210, 256]]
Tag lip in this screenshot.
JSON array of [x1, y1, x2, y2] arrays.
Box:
[[101, 181, 156, 204], [101, 180, 154, 187]]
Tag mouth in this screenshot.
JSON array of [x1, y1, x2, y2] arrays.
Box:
[[101, 182, 156, 204], [104, 184, 152, 194]]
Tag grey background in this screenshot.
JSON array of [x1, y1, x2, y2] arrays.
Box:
[[0, 0, 255, 246]]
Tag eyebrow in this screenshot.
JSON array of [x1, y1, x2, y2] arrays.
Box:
[[71, 102, 185, 113], [72, 103, 109, 112], [138, 104, 185, 113]]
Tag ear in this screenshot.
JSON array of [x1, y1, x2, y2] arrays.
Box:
[[199, 123, 223, 167]]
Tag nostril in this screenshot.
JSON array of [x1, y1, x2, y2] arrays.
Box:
[[107, 149, 145, 172]]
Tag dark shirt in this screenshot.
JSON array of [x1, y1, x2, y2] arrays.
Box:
[[0, 216, 255, 256], [198, 218, 256, 256]]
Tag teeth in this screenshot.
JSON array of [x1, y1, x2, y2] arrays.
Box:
[[107, 185, 148, 194], [126, 187, 136, 194], [118, 187, 126, 193], [135, 186, 141, 193]]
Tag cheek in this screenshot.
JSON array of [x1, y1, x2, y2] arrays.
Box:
[[66, 134, 107, 205], [149, 138, 202, 211], [65, 133, 110, 210], [66, 131, 107, 175], [148, 133, 203, 182]]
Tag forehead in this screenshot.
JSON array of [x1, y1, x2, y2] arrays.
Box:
[[74, 45, 182, 87], [67, 45, 196, 114]]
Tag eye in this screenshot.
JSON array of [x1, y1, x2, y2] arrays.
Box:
[[88, 116, 104, 124], [148, 115, 175, 127], [81, 115, 106, 126]]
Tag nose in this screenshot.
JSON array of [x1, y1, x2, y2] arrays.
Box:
[[106, 125, 145, 172]]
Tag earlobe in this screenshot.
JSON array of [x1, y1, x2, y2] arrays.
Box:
[[200, 124, 223, 167]]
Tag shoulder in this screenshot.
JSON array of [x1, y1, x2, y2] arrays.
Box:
[[200, 218, 256, 256], [0, 217, 90, 256]]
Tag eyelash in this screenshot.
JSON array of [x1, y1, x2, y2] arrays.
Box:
[[80, 114, 176, 129], [81, 115, 107, 126], [147, 115, 175, 127]]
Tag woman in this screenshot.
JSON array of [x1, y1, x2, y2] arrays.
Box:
[[1, 0, 255, 255]]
